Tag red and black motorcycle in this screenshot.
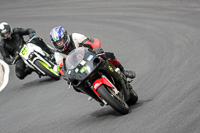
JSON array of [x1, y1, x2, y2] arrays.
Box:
[[61, 46, 138, 115]]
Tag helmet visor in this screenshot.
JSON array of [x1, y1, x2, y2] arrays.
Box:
[[1, 31, 10, 37], [56, 38, 65, 47], [55, 35, 69, 51]]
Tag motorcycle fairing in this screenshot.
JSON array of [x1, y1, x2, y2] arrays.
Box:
[[66, 54, 101, 81], [19, 43, 45, 60]]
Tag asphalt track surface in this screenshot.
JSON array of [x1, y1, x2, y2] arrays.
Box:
[[1, 0, 200, 133]]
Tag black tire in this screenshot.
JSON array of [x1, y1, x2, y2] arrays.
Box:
[[35, 60, 60, 80], [97, 85, 129, 115], [127, 88, 138, 105]]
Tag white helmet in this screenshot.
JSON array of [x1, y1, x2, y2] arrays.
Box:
[[0, 22, 12, 39], [50, 26, 70, 52]]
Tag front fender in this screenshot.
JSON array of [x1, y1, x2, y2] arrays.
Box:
[[93, 77, 114, 97]]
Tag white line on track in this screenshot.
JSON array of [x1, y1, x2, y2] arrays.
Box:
[[0, 59, 10, 92]]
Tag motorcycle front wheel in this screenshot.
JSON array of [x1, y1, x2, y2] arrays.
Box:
[[97, 85, 129, 115], [35, 60, 60, 80]]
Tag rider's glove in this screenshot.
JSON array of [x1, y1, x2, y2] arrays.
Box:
[[29, 33, 36, 39], [94, 47, 104, 55]]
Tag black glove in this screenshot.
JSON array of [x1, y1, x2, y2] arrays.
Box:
[[94, 47, 104, 55]]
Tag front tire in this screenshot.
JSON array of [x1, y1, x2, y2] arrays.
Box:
[[35, 60, 60, 80], [97, 85, 129, 115]]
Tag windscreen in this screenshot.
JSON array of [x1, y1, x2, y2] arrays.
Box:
[[65, 47, 86, 69]]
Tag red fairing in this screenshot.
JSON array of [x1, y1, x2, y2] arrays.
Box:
[[93, 77, 114, 97], [59, 61, 64, 75]]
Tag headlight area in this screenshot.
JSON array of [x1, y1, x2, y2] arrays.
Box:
[[28, 52, 36, 60]]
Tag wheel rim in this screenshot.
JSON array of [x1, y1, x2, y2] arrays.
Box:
[[39, 61, 59, 76], [107, 87, 129, 109]]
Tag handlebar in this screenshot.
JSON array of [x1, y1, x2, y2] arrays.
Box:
[[96, 53, 109, 60], [12, 55, 20, 64], [11, 35, 36, 65], [27, 35, 36, 43]]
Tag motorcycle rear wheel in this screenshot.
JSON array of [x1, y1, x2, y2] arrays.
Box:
[[97, 85, 129, 115], [35, 60, 60, 80], [127, 88, 138, 105]]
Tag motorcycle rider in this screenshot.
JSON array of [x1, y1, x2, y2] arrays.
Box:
[[50, 26, 136, 79], [0, 22, 54, 79]]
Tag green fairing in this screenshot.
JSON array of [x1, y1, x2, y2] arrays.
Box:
[[39, 61, 59, 76]]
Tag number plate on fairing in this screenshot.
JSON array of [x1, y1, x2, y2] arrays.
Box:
[[19, 45, 29, 56]]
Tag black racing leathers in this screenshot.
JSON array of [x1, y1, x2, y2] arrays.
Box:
[[0, 27, 35, 79]]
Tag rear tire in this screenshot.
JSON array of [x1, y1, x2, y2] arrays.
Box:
[[35, 60, 60, 80], [127, 87, 138, 105], [97, 85, 129, 115]]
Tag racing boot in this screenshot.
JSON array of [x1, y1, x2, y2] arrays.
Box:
[[117, 63, 136, 79], [24, 67, 33, 75]]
